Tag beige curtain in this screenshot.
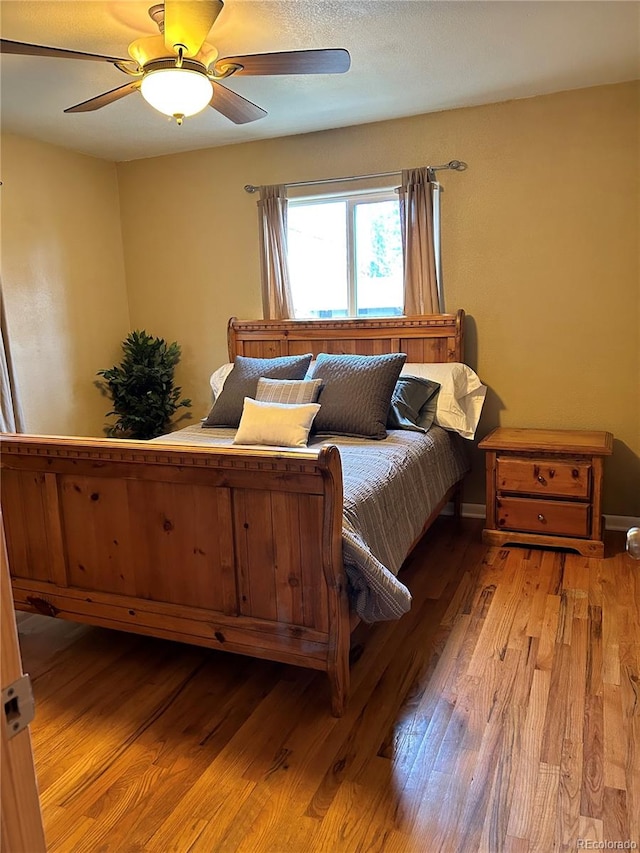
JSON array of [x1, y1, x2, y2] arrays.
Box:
[[0, 285, 25, 433], [399, 167, 442, 315], [258, 185, 294, 320]]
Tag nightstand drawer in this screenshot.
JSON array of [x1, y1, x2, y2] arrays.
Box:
[[496, 496, 590, 538], [496, 458, 591, 499]]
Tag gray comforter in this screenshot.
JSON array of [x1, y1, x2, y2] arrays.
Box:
[[154, 425, 469, 622]]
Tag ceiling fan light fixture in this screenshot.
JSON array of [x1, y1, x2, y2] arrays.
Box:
[[140, 67, 212, 121]]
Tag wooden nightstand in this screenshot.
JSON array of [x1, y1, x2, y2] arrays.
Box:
[[479, 427, 613, 557]]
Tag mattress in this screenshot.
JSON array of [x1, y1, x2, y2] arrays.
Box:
[[154, 424, 469, 622]]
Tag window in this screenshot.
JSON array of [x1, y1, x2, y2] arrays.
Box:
[[287, 190, 403, 319]]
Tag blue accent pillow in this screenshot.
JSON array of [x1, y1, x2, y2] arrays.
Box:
[[387, 375, 441, 433]]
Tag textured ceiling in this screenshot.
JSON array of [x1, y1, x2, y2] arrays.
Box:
[[1, 0, 638, 162]]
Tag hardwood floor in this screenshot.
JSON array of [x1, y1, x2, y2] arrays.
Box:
[[17, 518, 639, 852]]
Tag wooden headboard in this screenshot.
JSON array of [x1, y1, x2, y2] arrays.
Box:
[[228, 311, 464, 363]]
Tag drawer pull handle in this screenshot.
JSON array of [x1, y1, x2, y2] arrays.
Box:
[[538, 514, 546, 523], [537, 474, 547, 485]]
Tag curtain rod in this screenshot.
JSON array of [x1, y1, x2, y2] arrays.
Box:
[[243, 159, 467, 194]]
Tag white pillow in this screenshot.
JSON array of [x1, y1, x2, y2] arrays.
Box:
[[209, 362, 234, 400], [400, 362, 487, 440], [233, 397, 321, 448]]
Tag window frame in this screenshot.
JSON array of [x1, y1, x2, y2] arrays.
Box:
[[287, 187, 402, 319]]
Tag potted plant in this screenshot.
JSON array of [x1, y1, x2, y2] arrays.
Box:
[[97, 330, 191, 439]]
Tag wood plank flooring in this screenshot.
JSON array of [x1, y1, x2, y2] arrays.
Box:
[[17, 518, 639, 852]]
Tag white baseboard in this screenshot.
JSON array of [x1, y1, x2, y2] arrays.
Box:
[[459, 502, 486, 519], [440, 502, 485, 518], [605, 515, 640, 532], [441, 503, 639, 532]]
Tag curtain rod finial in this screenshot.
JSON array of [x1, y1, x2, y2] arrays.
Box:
[[244, 184, 258, 194], [448, 160, 467, 171]]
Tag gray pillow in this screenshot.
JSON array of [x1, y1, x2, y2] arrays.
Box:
[[387, 376, 441, 433], [309, 352, 406, 439], [203, 354, 313, 427]]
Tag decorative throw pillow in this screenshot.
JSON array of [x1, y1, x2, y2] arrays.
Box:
[[309, 352, 406, 439], [233, 397, 321, 447], [400, 362, 487, 439], [387, 376, 441, 433], [203, 353, 313, 428], [256, 377, 323, 405]]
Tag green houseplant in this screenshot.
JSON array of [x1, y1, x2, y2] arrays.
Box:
[[97, 330, 191, 439]]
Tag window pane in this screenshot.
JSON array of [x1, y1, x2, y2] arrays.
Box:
[[288, 202, 348, 318], [354, 200, 403, 317]]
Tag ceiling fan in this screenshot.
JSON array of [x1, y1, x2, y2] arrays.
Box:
[[0, 0, 351, 125]]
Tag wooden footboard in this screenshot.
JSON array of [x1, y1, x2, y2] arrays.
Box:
[[0, 434, 351, 715]]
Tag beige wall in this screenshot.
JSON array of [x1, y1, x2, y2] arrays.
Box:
[[117, 82, 639, 515], [3, 84, 635, 513], [1, 135, 130, 436]]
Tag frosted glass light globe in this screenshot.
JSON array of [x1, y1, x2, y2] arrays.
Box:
[[141, 68, 213, 119]]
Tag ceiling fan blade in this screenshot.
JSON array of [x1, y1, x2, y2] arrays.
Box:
[[215, 49, 351, 77], [0, 38, 126, 63], [210, 82, 267, 124], [164, 0, 223, 57], [64, 81, 141, 113]]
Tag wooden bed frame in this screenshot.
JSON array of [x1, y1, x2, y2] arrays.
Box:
[[1, 311, 464, 716]]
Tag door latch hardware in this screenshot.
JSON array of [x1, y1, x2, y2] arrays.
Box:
[[2, 673, 35, 740]]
